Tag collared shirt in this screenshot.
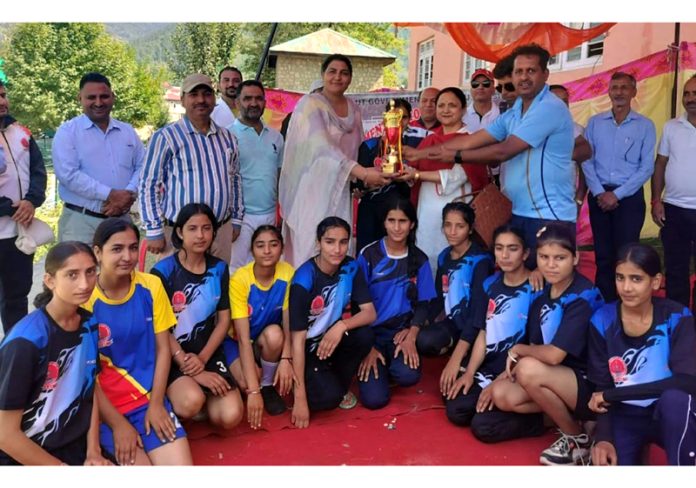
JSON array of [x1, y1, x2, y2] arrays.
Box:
[[582, 109, 656, 200], [52, 114, 145, 213], [462, 102, 500, 133], [138, 116, 243, 239], [229, 119, 284, 215], [409, 117, 442, 133], [487, 84, 576, 222], [211, 97, 236, 129], [657, 114, 696, 209]]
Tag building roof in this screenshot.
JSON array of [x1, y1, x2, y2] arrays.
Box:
[[270, 28, 396, 61]]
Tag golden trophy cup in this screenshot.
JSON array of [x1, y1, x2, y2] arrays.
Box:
[[380, 99, 404, 174]]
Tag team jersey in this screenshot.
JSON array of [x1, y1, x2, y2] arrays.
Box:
[[358, 239, 436, 328], [434, 242, 493, 343], [230, 260, 294, 339], [151, 254, 229, 353], [290, 257, 372, 345], [588, 298, 696, 407], [84, 271, 176, 415], [473, 272, 541, 386], [528, 273, 604, 372], [0, 308, 99, 461]]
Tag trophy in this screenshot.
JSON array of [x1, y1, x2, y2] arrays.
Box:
[[380, 99, 404, 174]]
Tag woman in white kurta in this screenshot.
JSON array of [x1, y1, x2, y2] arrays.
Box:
[[278, 54, 391, 267], [402, 87, 489, 273]]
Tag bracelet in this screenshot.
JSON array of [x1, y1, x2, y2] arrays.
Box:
[[246, 389, 261, 395], [507, 350, 518, 363], [650, 198, 661, 206], [414, 171, 420, 182], [280, 357, 293, 362], [173, 349, 183, 358], [362, 167, 369, 183]]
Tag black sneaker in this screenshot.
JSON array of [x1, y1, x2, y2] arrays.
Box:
[[261, 385, 286, 416]]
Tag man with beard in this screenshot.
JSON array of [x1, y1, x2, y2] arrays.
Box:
[[139, 73, 243, 263], [211, 66, 243, 128], [228, 80, 284, 272], [650, 74, 696, 310], [53, 72, 144, 244], [582, 72, 656, 301]]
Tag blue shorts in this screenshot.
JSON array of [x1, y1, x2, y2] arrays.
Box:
[[223, 336, 261, 366], [100, 398, 186, 457]]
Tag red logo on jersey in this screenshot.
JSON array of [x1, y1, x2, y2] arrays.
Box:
[[43, 362, 60, 392], [486, 298, 497, 320], [248, 304, 254, 316], [172, 291, 187, 313], [310, 296, 325, 315], [442, 275, 449, 293], [98, 323, 113, 348], [608, 356, 628, 384]]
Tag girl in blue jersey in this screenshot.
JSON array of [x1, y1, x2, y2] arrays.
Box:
[[357, 198, 437, 409], [87, 219, 192, 466], [0, 242, 111, 466], [588, 243, 696, 466], [444, 225, 539, 427], [421, 202, 493, 382], [289, 217, 376, 428], [151, 203, 243, 431], [487, 223, 604, 465], [226, 225, 295, 429]]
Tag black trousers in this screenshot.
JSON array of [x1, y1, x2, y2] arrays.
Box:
[[661, 203, 696, 310], [0, 236, 34, 334], [304, 326, 374, 412], [588, 187, 645, 302]]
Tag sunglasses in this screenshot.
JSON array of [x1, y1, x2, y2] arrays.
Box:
[[496, 82, 515, 93], [471, 80, 492, 89]]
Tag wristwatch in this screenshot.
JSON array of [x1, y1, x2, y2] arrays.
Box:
[[454, 150, 463, 164]]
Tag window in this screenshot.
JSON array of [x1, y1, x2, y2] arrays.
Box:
[[417, 39, 434, 90], [548, 22, 606, 71], [462, 54, 487, 84]]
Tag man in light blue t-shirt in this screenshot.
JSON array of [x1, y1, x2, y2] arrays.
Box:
[[228, 80, 284, 273], [405, 43, 576, 264]]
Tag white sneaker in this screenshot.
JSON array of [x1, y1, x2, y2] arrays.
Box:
[[539, 431, 592, 466]]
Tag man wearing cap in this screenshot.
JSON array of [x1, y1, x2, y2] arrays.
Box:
[[139, 73, 243, 263], [228, 80, 284, 272], [463, 69, 500, 133], [0, 80, 46, 333], [211, 66, 243, 129], [53, 72, 144, 243]]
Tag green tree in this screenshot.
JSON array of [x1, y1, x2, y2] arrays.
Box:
[[2, 23, 168, 135], [169, 23, 241, 81], [236, 23, 405, 88]]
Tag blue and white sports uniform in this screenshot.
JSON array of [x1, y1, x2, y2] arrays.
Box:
[[474, 273, 540, 386], [289, 257, 372, 350], [588, 298, 696, 465], [0, 308, 99, 465], [151, 254, 235, 387]]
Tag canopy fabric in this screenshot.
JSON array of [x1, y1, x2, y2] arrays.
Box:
[[397, 23, 615, 62]]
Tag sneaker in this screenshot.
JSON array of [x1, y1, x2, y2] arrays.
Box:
[[339, 391, 358, 410], [260, 385, 286, 416], [539, 431, 592, 466]]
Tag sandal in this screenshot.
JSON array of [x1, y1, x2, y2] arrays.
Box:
[[339, 391, 358, 409]]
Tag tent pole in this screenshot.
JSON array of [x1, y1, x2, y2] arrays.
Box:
[[670, 23, 681, 118], [256, 23, 279, 81]]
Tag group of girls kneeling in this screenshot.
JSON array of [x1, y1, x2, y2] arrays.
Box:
[[1, 197, 695, 467]]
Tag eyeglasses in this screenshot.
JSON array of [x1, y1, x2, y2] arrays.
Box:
[[471, 80, 492, 89], [496, 82, 515, 93]]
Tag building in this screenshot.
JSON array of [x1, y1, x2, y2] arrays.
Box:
[[269, 28, 396, 93], [163, 82, 184, 123]]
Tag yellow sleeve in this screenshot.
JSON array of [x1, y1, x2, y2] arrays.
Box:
[[279, 261, 295, 311], [140, 272, 177, 334], [230, 267, 252, 320]]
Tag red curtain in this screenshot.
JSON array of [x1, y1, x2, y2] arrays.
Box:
[[397, 23, 616, 62]]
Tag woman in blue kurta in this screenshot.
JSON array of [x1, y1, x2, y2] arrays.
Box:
[[151, 203, 243, 431], [588, 243, 696, 466], [356, 198, 436, 409]]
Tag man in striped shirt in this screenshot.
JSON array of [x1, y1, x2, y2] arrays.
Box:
[[139, 73, 244, 263]]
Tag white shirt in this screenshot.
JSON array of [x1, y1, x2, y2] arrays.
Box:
[[573, 121, 584, 139], [462, 102, 501, 133], [210, 97, 236, 129], [657, 114, 696, 209]]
